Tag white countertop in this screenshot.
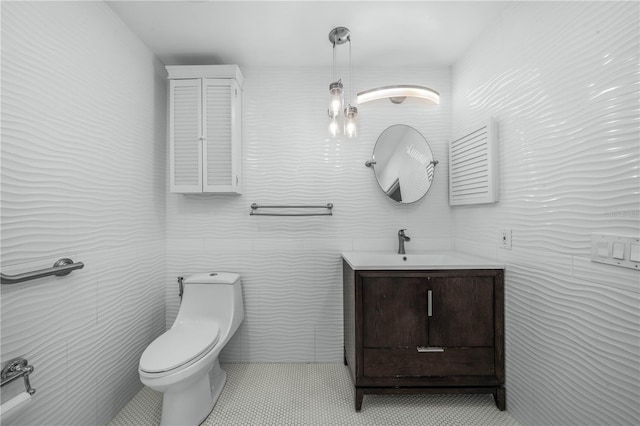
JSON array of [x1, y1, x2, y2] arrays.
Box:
[[341, 251, 504, 270]]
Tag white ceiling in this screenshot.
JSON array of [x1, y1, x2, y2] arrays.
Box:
[[107, 1, 510, 68]]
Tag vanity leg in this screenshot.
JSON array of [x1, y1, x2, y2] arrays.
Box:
[[355, 388, 364, 412], [494, 387, 506, 411]]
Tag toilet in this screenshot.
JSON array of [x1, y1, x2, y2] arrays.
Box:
[[139, 272, 244, 426]]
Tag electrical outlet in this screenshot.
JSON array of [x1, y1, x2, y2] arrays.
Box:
[[501, 229, 512, 249]]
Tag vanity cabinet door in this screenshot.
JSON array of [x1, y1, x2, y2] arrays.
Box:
[[429, 275, 494, 347], [362, 275, 428, 348]]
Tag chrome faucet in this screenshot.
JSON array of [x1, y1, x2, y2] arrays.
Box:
[[398, 229, 411, 254]]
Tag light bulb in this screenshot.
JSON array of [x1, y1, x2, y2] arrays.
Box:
[[328, 116, 340, 137], [344, 105, 358, 138], [328, 81, 343, 118]]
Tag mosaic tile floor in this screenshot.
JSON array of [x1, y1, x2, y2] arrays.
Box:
[[109, 363, 521, 425]]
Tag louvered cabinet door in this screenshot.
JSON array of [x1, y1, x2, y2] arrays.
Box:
[[202, 79, 242, 193], [169, 79, 203, 193]]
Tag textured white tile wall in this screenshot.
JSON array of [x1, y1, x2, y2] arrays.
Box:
[[7, 3, 634, 425], [452, 2, 639, 425], [165, 66, 453, 362], [1, 2, 166, 425]]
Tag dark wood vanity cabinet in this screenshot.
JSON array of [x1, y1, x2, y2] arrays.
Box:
[[343, 262, 505, 411]]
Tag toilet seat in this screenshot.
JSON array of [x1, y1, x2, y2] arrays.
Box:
[[140, 321, 220, 374]]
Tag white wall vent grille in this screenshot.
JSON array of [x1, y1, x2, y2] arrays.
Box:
[[449, 119, 499, 205]]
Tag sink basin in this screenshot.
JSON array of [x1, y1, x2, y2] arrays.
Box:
[[341, 251, 503, 270]]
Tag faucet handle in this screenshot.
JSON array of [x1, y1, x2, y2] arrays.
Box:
[[398, 229, 407, 236]]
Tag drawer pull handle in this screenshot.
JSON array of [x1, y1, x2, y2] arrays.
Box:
[[427, 290, 433, 317], [417, 346, 444, 353]]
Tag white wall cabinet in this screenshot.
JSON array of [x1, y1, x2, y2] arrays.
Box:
[[167, 65, 243, 193]]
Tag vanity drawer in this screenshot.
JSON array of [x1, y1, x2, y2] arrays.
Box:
[[363, 347, 495, 377]]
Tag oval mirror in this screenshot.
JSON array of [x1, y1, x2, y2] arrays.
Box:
[[367, 124, 437, 204]]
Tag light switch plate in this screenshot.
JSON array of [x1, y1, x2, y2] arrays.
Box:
[[591, 234, 640, 270], [501, 229, 512, 249]]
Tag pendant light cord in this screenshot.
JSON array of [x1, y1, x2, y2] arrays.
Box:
[[348, 36, 352, 107], [332, 39, 337, 82]]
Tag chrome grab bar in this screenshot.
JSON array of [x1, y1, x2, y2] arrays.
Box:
[[1, 358, 36, 395], [1, 258, 84, 284], [250, 203, 333, 216]]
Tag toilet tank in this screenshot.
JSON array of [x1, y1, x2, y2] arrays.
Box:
[[176, 272, 244, 334]]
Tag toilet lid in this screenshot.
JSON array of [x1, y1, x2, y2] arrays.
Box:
[[139, 321, 220, 373]]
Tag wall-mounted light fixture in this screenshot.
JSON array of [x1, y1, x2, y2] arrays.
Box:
[[357, 85, 440, 105], [327, 27, 357, 138]]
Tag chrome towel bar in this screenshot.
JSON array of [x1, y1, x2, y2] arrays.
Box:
[[1, 358, 36, 396], [1, 258, 84, 284], [250, 203, 333, 216]]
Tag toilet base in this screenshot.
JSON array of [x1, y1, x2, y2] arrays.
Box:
[[208, 361, 227, 413], [159, 360, 227, 426]]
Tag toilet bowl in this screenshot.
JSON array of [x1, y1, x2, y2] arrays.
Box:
[[139, 272, 244, 426]]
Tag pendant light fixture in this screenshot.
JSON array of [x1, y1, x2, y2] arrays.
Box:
[[327, 27, 357, 138]]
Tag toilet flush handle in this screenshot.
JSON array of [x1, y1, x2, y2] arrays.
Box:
[[177, 276, 184, 300]]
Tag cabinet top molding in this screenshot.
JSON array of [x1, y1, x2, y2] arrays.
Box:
[[165, 65, 244, 87]]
